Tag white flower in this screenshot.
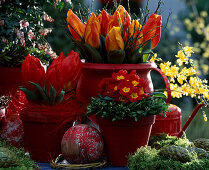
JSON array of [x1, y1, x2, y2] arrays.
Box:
[[28, 30, 36, 41], [42, 12, 54, 23], [39, 28, 53, 36], [19, 20, 29, 29]]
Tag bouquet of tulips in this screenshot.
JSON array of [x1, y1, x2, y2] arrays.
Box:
[[19, 51, 82, 105], [86, 70, 168, 121], [66, 5, 161, 64]]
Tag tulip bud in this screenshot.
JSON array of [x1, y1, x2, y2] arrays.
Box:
[[109, 11, 121, 31], [45, 60, 64, 94], [67, 9, 86, 41], [50, 52, 65, 68], [21, 54, 45, 89], [84, 13, 101, 48], [105, 26, 124, 52], [62, 50, 82, 92], [115, 5, 131, 29], [142, 13, 162, 49], [99, 10, 112, 36], [125, 20, 142, 43]]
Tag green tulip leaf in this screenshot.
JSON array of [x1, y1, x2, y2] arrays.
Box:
[[107, 50, 125, 64], [19, 86, 39, 102], [84, 44, 103, 63], [142, 54, 150, 63], [55, 90, 65, 104], [150, 92, 167, 98], [49, 85, 57, 104], [142, 39, 152, 53], [100, 35, 108, 63], [29, 81, 49, 102]]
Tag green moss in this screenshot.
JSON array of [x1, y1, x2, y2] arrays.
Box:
[[0, 138, 38, 169], [127, 146, 209, 170], [149, 133, 192, 149]]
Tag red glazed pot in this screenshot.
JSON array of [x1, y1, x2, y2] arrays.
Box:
[[0, 67, 22, 96], [20, 99, 83, 162], [76, 62, 157, 106], [97, 115, 155, 166], [151, 104, 181, 136]]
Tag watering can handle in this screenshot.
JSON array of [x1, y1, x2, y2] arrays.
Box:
[[153, 67, 171, 104], [177, 103, 206, 138]]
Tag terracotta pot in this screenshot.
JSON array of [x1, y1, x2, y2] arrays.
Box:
[[0, 67, 22, 96], [97, 115, 155, 166], [76, 62, 157, 106], [20, 99, 83, 162]]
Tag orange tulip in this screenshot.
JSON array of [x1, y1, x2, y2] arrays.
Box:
[[21, 54, 45, 89], [62, 50, 82, 92], [125, 20, 142, 43], [105, 26, 124, 52], [142, 13, 162, 49], [66, 9, 86, 41], [109, 11, 122, 31], [115, 5, 131, 29], [99, 10, 112, 36], [84, 13, 101, 48]]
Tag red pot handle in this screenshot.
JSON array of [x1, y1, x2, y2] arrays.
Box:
[[153, 67, 171, 104], [177, 103, 206, 138]]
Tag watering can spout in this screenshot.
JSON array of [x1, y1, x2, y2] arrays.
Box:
[[177, 103, 206, 138]]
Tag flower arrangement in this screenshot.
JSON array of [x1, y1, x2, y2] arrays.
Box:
[[86, 70, 169, 121], [66, 4, 161, 63], [19, 51, 81, 105], [0, 0, 55, 67]]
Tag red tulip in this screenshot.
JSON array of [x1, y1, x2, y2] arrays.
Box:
[[50, 52, 65, 68], [21, 54, 45, 89], [45, 59, 64, 94], [142, 13, 162, 49], [62, 50, 82, 92]]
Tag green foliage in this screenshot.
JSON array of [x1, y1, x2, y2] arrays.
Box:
[[127, 145, 209, 170], [86, 96, 169, 121], [0, 0, 53, 67], [0, 43, 50, 67], [19, 82, 65, 105], [0, 138, 38, 169]]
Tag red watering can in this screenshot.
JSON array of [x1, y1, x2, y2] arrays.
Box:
[[152, 68, 206, 138]]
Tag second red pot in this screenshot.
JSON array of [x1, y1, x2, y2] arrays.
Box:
[[97, 115, 156, 166]]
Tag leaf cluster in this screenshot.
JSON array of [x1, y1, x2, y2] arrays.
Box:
[[19, 82, 65, 105], [86, 96, 169, 121], [0, 138, 38, 169]]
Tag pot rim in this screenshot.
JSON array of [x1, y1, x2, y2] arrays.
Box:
[[81, 62, 157, 70]]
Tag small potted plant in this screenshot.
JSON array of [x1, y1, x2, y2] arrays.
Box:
[[19, 51, 84, 162], [86, 69, 169, 166]]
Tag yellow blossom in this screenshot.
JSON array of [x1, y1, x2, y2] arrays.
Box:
[[183, 46, 194, 56]]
